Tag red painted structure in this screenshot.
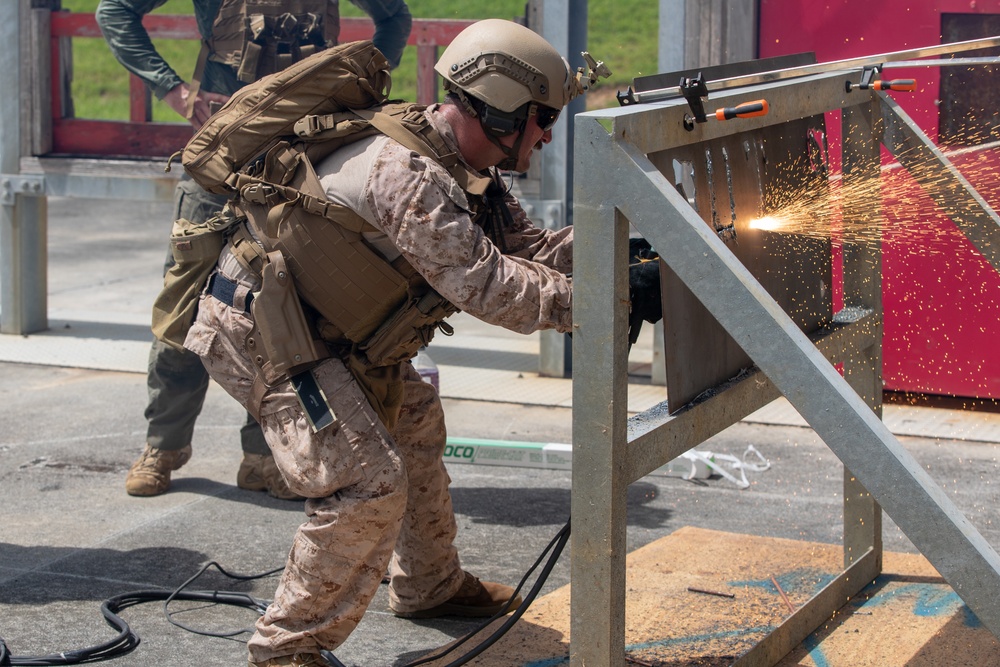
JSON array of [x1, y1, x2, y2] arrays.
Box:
[[759, 0, 1000, 399], [47, 12, 473, 159]]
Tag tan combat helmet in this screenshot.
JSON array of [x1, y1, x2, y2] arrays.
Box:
[[435, 19, 608, 169], [435, 18, 577, 115]]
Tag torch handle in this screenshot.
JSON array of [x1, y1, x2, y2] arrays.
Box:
[[714, 99, 769, 121], [873, 78, 916, 91]]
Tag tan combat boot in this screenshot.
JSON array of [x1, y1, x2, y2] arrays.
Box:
[[125, 444, 192, 496], [391, 570, 523, 619], [249, 653, 328, 667], [237, 453, 304, 501]]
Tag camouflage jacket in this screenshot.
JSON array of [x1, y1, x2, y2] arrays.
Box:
[[316, 106, 574, 335]]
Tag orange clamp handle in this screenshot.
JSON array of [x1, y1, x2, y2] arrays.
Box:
[[715, 99, 769, 121], [873, 79, 916, 91]]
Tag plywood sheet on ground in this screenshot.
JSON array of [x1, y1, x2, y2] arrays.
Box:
[[416, 527, 1000, 666]]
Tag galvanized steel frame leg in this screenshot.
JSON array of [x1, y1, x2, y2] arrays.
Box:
[[737, 89, 892, 667], [841, 99, 884, 572], [535, 0, 587, 378], [571, 195, 631, 665], [1, 196, 48, 334]]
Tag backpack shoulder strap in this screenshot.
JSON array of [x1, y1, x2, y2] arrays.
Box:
[[352, 105, 491, 197]]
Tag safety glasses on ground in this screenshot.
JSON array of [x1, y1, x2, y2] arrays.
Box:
[[533, 104, 561, 131]]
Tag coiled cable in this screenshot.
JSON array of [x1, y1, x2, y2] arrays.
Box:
[[0, 520, 570, 667]]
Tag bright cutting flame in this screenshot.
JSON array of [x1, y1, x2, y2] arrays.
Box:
[[749, 216, 786, 231]]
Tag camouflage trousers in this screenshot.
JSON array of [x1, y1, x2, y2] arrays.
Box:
[[185, 289, 463, 661]]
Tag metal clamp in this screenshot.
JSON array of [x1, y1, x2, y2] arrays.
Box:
[[679, 73, 709, 131], [845, 65, 879, 93], [1, 174, 45, 205], [845, 64, 916, 93]]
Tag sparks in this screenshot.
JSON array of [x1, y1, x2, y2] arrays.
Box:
[[750, 216, 786, 231]]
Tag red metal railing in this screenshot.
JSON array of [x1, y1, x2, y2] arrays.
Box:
[[48, 12, 474, 159]]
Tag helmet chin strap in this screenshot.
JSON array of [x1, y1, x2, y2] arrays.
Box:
[[452, 90, 528, 172], [488, 130, 525, 172]]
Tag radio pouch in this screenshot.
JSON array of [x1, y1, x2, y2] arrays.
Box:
[[152, 214, 233, 351]]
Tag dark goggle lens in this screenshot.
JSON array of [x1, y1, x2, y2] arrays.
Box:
[[534, 105, 561, 131]]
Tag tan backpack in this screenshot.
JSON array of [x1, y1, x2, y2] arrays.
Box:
[[161, 40, 492, 429], [182, 39, 391, 195], [152, 40, 390, 351]]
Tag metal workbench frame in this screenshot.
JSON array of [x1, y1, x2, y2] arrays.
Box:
[[570, 67, 1000, 665]]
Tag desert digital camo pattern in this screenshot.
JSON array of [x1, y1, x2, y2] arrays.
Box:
[[362, 109, 573, 335], [187, 294, 463, 661], [184, 103, 573, 660]]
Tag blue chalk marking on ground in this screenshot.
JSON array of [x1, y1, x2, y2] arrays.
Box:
[[913, 587, 962, 617], [523, 658, 568, 667], [802, 633, 830, 667], [522, 577, 985, 667], [860, 583, 958, 616], [857, 581, 981, 626]]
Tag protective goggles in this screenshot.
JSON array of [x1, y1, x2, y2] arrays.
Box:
[[533, 104, 561, 131]]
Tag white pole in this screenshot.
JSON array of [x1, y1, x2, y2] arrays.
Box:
[[0, 0, 47, 334]]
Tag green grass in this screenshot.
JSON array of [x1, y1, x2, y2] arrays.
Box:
[[61, 0, 656, 121]]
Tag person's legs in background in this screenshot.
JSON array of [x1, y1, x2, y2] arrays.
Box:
[[125, 177, 299, 499]]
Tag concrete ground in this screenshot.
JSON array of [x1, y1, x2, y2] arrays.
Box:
[[2, 197, 1000, 666]]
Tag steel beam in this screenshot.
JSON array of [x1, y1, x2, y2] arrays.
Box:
[[879, 93, 1000, 276], [841, 97, 885, 571], [571, 197, 631, 666], [628, 35, 1000, 104], [19, 157, 180, 201], [604, 71, 856, 156]]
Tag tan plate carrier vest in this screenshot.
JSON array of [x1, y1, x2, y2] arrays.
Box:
[[208, 0, 340, 83], [185, 0, 340, 118], [226, 103, 492, 426]]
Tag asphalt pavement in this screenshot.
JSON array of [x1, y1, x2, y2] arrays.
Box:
[[1, 196, 1000, 666]]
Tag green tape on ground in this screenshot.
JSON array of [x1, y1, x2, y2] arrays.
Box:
[[444, 437, 572, 470], [444, 437, 702, 478]]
